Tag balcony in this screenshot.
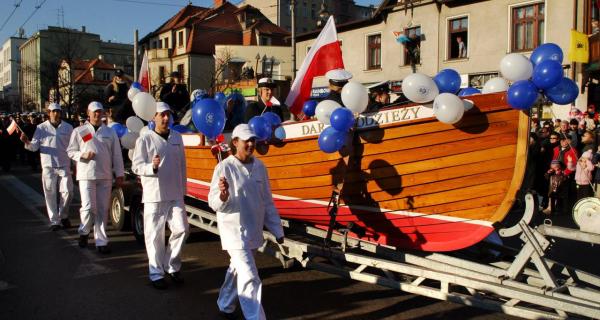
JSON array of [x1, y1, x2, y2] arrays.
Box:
[[148, 48, 171, 60]]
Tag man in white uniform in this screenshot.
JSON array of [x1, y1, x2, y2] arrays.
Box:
[[208, 124, 284, 320], [20, 103, 73, 231], [132, 102, 189, 290], [67, 101, 124, 254]]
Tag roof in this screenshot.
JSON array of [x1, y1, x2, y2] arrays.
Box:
[[157, 5, 209, 33], [65, 59, 118, 85]]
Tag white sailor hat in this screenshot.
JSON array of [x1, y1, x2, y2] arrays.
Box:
[[48, 103, 62, 111], [325, 69, 353, 86], [258, 77, 276, 88], [367, 81, 390, 93], [88, 101, 104, 112], [156, 101, 171, 113], [232, 123, 257, 141]]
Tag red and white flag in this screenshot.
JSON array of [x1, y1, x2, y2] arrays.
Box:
[[6, 119, 18, 135], [80, 125, 93, 143], [285, 16, 345, 116], [138, 50, 150, 92]]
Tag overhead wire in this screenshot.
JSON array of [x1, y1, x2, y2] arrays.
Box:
[[12, 0, 49, 36], [0, 0, 23, 33]]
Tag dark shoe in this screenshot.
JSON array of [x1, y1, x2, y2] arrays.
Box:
[[60, 218, 71, 228], [78, 235, 88, 248], [168, 272, 184, 285], [151, 278, 168, 290], [96, 246, 111, 254], [49, 225, 61, 231], [219, 311, 239, 320]]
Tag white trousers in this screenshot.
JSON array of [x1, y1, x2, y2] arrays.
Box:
[[218, 249, 266, 320], [143, 199, 189, 281], [78, 179, 112, 246], [41, 167, 72, 225]]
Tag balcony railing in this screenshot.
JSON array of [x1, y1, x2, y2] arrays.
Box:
[[148, 48, 171, 60]]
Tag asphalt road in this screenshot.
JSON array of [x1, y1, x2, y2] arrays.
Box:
[[0, 165, 597, 320]]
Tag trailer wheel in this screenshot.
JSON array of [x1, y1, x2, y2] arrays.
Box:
[[131, 199, 145, 245], [110, 188, 129, 231]]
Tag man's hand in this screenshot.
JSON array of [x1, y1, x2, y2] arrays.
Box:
[[219, 176, 229, 202], [81, 151, 96, 161], [171, 84, 177, 93], [108, 96, 116, 103], [115, 176, 124, 188], [20, 133, 29, 144], [152, 155, 160, 170]]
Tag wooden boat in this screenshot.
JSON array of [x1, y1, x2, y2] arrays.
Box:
[[182, 92, 529, 252]]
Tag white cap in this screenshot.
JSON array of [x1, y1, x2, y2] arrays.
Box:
[[156, 101, 171, 113], [48, 103, 62, 111], [258, 77, 276, 88], [325, 69, 353, 83], [232, 124, 257, 141], [88, 101, 104, 112]]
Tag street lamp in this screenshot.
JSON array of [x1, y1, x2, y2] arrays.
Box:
[[255, 53, 261, 80], [269, 55, 275, 78]]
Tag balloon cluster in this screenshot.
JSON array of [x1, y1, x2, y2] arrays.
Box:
[[191, 97, 226, 140], [502, 43, 578, 110], [313, 81, 369, 153]]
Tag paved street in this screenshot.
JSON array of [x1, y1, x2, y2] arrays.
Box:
[[0, 165, 597, 320]]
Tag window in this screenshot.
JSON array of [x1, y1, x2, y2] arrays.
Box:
[[177, 64, 184, 79], [468, 72, 499, 89], [403, 26, 421, 66], [448, 16, 468, 59], [178, 31, 184, 47], [512, 3, 545, 52], [259, 36, 272, 46], [367, 33, 381, 70], [159, 66, 165, 83], [103, 72, 110, 81], [164, 37, 169, 49], [585, 0, 599, 34]]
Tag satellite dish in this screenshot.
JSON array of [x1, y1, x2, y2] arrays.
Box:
[[572, 197, 600, 234]]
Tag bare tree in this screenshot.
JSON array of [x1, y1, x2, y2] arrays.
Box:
[[211, 47, 233, 93]]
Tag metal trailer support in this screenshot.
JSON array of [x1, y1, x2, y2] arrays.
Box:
[[184, 194, 600, 320]]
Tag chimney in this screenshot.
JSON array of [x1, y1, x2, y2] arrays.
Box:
[[214, 0, 225, 7], [81, 25, 86, 33]]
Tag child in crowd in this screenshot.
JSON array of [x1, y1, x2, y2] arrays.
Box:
[[544, 160, 567, 215]]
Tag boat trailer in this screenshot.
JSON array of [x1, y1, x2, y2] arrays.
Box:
[[184, 193, 600, 319]]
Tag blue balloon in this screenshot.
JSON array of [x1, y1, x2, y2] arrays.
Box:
[[302, 100, 318, 117], [274, 126, 286, 140], [530, 43, 563, 66], [433, 69, 461, 94], [131, 82, 142, 90], [544, 77, 579, 105], [112, 123, 127, 138], [532, 60, 563, 90], [214, 92, 227, 108], [172, 124, 191, 133], [330, 108, 355, 132], [226, 92, 247, 110], [507, 80, 538, 110], [191, 99, 226, 139], [168, 115, 174, 129], [248, 116, 272, 141], [262, 111, 282, 128], [147, 120, 155, 131], [458, 87, 481, 97], [318, 127, 346, 153]]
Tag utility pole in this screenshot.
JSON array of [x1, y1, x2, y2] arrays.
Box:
[[291, 0, 296, 79], [134, 29, 138, 81]]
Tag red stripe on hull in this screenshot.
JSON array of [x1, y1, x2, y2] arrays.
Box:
[[186, 181, 493, 252]]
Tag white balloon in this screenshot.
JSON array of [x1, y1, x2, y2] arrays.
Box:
[[125, 116, 144, 133], [433, 93, 465, 124], [482, 77, 509, 94], [120, 132, 139, 150], [190, 89, 206, 101], [402, 73, 439, 104], [463, 99, 475, 111], [341, 81, 369, 113], [315, 100, 342, 125], [128, 149, 135, 161], [127, 87, 141, 101], [500, 53, 533, 82], [132, 92, 156, 121]]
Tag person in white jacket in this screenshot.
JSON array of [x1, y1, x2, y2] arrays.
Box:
[[67, 101, 124, 254], [20, 103, 73, 231], [208, 123, 284, 320], [132, 102, 189, 290]]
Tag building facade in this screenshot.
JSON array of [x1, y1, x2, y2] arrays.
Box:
[[19, 26, 133, 112], [296, 0, 586, 120], [0, 36, 27, 112], [240, 0, 375, 33], [140, 1, 290, 95]]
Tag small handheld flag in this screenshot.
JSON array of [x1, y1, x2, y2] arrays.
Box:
[[80, 126, 93, 142], [6, 119, 18, 135]]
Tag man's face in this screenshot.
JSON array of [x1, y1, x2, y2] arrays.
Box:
[[48, 110, 61, 123], [560, 138, 569, 148], [88, 109, 103, 125], [570, 124, 578, 131], [560, 122, 568, 131], [260, 87, 273, 102], [233, 137, 256, 158], [173, 76, 182, 84], [376, 92, 390, 104], [154, 111, 171, 130], [583, 132, 594, 144]]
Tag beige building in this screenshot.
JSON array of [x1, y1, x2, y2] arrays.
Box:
[[240, 0, 375, 33], [19, 26, 133, 112], [296, 0, 587, 120]]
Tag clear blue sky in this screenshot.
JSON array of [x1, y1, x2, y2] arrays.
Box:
[[0, 0, 381, 44]]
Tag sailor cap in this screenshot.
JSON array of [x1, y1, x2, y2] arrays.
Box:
[[325, 69, 353, 86]]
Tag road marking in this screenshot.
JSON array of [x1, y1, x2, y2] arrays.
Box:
[[0, 175, 114, 278]]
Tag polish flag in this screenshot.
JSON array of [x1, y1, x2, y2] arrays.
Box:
[[80, 125, 93, 143], [6, 119, 18, 135], [285, 16, 344, 116], [138, 50, 150, 92]]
